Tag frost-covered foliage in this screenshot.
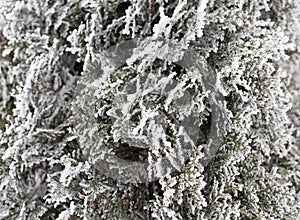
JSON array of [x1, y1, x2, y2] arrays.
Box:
[[0, 0, 299, 219]]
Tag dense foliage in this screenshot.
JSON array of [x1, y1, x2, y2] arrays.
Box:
[[0, 0, 299, 219]]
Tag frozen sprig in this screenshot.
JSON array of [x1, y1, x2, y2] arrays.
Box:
[[0, 0, 299, 219]]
